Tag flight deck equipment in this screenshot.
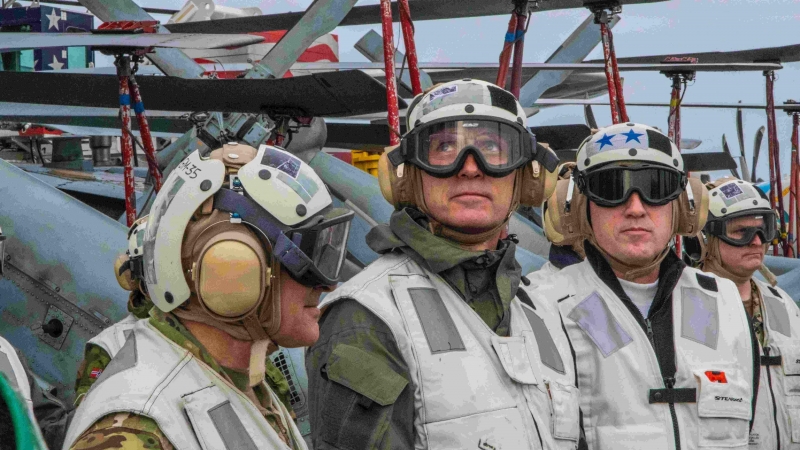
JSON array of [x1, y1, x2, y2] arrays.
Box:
[[494, 0, 531, 99], [379, 0, 422, 146], [591, 3, 629, 124], [764, 71, 788, 256]]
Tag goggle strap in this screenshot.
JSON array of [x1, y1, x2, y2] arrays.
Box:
[[213, 188, 312, 276], [565, 176, 576, 213]]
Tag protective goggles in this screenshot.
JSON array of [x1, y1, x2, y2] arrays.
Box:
[[393, 117, 558, 177], [214, 189, 354, 287], [577, 164, 686, 207], [705, 211, 777, 247]]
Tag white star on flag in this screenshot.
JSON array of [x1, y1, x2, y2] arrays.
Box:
[[48, 55, 64, 70], [45, 8, 61, 30]]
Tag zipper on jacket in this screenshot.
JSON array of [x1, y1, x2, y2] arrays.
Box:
[[646, 318, 682, 450], [763, 347, 781, 450]]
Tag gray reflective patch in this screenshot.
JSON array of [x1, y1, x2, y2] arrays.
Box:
[[123, 329, 133, 341], [522, 307, 565, 374], [208, 400, 258, 450], [408, 288, 466, 353], [568, 292, 632, 358], [0, 351, 18, 392], [680, 287, 719, 349], [93, 330, 137, 389], [763, 294, 790, 337]]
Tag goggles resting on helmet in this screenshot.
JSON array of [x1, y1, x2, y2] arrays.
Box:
[[577, 163, 686, 207], [214, 189, 353, 287], [705, 210, 777, 247], [393, 116, 558, 177]]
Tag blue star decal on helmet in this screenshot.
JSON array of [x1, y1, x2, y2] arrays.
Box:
[[595, 133, 616, 150], [621, 129, 644, 143]]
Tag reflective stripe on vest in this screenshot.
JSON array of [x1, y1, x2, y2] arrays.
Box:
[[680, 287, 719, 350], [567, 291, 633, 358]]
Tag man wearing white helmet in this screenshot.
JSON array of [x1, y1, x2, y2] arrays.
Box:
[[306, 79, 581, 450], [63, 143, 354, 450], [535, 123, 759, 449], [700, 177, 800, 450]]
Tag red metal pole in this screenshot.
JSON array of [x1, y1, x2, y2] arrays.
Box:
[[397, 0, 422, 96], [509, 10, 527, 99], [606, 26, 629, 123], [667, 76, 681, 150], [794, 112, 800, 257], [495, 14, 518, 89], [116, 56, 136, 227], [765, 71, 785, 255], [380, 0, 400, 146], [128, 74, 163, 192], [789, 112, 798, 257], [599, 20, 621, 124]]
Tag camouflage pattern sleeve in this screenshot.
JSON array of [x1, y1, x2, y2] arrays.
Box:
[[69, 412, 174, 450], [306, 299, 414, 450], [73, 344, 111, 407]]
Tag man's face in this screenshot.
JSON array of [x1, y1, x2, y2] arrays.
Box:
[[271, 270, 333, 348], [420, 124, 516, 233], [589, 193, 674, 265], [717, 215, 768, 277]]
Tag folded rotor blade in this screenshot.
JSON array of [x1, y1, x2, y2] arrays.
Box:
[[721, 134, 741, 178], [752, 126, 765, 182]]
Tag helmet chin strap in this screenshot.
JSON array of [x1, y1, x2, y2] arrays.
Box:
[[414, 166, 523, 246]]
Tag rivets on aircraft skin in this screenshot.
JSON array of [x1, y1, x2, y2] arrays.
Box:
[[200, 180, 212, 191], [296, 205, 307, 217], [259, 169, 271, 180]]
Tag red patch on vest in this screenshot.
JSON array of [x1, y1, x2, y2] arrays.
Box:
[[89, 369, 103, 379], [705, 371, 727, 383]]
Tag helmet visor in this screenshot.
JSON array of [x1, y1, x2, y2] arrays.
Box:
[[583, 165, 684, 207], [403, 118, 533, 177], [708, 213, 777, 247]]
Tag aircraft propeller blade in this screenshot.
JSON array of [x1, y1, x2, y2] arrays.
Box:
[[736, 107, 751, 182], [752, 126, 766, 182], [584, 103, 598, 129], [721, 134, 741, 178]]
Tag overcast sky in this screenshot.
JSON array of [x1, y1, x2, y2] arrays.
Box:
[[46, 0, 800, 181]]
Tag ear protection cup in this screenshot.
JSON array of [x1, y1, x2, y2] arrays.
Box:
[[377, 147, 419, 210], [542, 177, 589, 247], [674, 177, 709, 236], [519, 161, 559, 208], [113, 253, 134, 291]]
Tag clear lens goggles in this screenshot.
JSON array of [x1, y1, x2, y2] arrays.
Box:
[[705, 212, 777, 247], [214, 189, 354, 287], [579, 165, 686, 207], [397, 117, 545, 177]]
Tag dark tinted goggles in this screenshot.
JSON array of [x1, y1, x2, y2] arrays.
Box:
[[579, 165, 686, 207], [397, 117, 543, 178], [705, 212, 777, 247]]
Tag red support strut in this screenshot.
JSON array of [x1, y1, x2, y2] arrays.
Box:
[[667, 76, 682, 151], [495, 14, 518, 89], [128, 73, 163, 192], [765, 71, 787, 255], [379, 0, 400, 146], [789, 112, 798, 257], [509, 9, 527, 99], [116, 55, 137, 227], [397, 0, 422, 96], [597, 10, 628, 124]]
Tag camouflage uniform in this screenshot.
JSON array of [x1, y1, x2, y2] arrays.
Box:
[[74, 290, 294, 411], [69, 308, 297, 449], [306, 208, 521, 450]]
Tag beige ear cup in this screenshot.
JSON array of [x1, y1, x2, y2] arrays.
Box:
[[377, 146, 418, 210], [194, 229, 270, 319], [113, 253, 134, 291], [377, 151, 397, 207], [542, 177, 589, 247], [519, 161, 558, 208], [675, 177, 709, 236]]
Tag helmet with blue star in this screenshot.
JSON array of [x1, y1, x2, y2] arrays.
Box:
[[576, 122, 683, 173]]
